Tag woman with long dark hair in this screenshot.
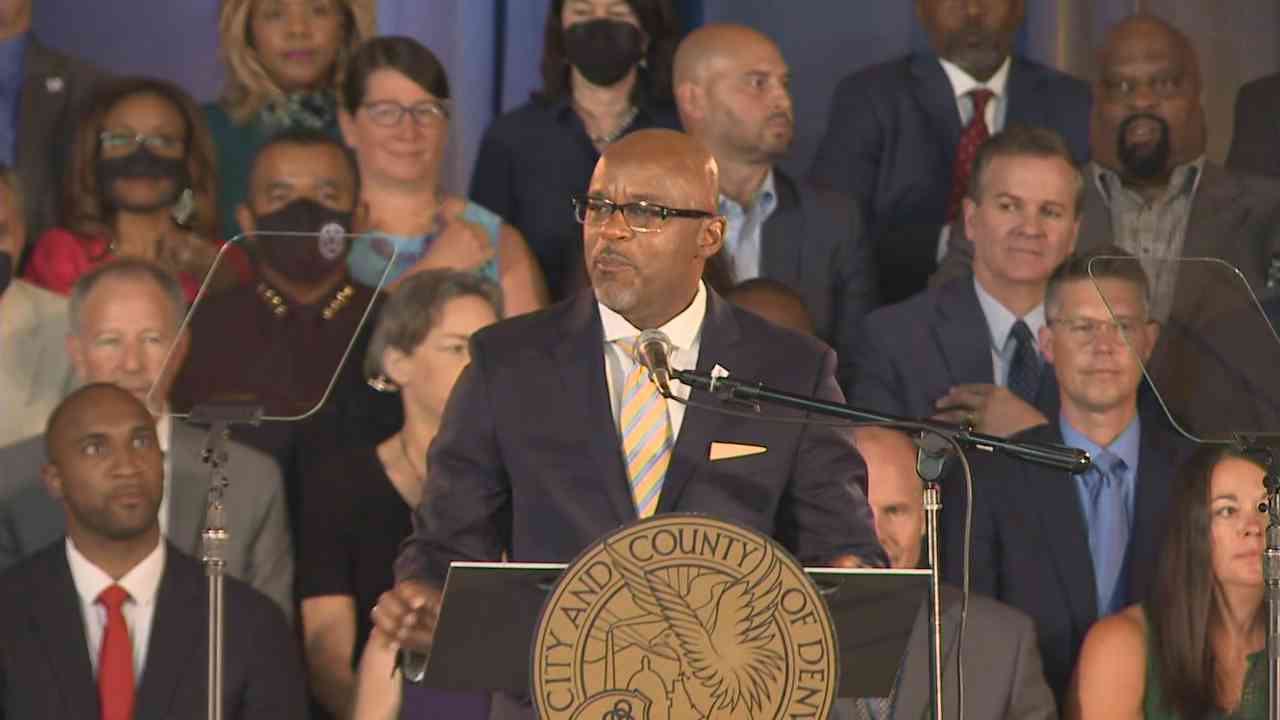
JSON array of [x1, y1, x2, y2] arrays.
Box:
[[1068, 446, 1266, 719]]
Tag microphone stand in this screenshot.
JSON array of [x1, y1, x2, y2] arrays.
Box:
[[188, 403, 264, 720], [672, 369, 1090, 720], [1235, 440, 1280, 720]]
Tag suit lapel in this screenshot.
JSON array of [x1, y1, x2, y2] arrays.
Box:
[[0, 283, 43, 412], [135, 547, 204, 720], [932, 278, 994, 386], [166, 421, 213, 556], [29, 546, 99, 719], [1183, 164, 1244, 260], [1003, 58, 1044, 127], [909, 55, 963, 161], [759, 170, 802, 284], [655, 291, 741, 514], [551, 294, 636, 525], [1077, 167, 1111, 252], [890, 586, 963, 720], [1124, 425, 1178, 604]]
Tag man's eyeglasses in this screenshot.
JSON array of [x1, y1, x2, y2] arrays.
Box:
[[99, 131, 185, 155], [571, 195, 716, 233], [1049, 316, 1150, 344], [361, 100, 450, 127]]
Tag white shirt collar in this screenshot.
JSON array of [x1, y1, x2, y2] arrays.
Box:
[[156, 413, 171, 454], [66, 536, 166, 610], [938, 55, 1011, 100], [973, 276, 1046, 352], [599, 281, 708, 353]]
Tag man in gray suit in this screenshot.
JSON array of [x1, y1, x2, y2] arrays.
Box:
[[0, 258, 293, 619], [0, 0, 105, 250], [936, 15, 1280, 306], [833, 427, 1056, 720], [0, 168, 74, 447], [672, 23, 877, 363]]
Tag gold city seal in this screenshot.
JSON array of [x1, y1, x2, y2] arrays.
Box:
[[532, 514, 839, 720]]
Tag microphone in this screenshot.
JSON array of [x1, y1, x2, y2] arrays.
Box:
[[635, 329, 674, 397]]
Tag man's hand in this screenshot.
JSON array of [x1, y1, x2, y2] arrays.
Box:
[[370, 580, 442, 653], [932, 383, 1048, 438]]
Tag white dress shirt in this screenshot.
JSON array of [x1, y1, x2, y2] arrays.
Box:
[[973, 277, 1046, 386], [66, 537, 166, 680], [599, 281, 707, 441]]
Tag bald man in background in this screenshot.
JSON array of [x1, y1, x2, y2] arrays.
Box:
[[673, 23, 877, 366], [830, 427, 1054, 720], [374, 129, 885, 719]]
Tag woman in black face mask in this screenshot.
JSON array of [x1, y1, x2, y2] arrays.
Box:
[[469, 0, 681, 302], [24, 77, 250, 301]]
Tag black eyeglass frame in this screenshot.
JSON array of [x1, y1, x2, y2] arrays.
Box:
[[571, 194, 716, 233]]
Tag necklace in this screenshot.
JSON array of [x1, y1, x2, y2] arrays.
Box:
[[580, 103, 640, 146], [398, 432, 425, 484], [255, 282, 355, 320]]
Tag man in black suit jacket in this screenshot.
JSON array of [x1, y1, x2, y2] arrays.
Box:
[[1227, 71, 1280, 179], [0, 383, 306, 719], [373, 129, 885, 717], [672, 24, 877, 359], [810, 0, 1090, 304], [941, 248, 1191, 706], [848, 126, 1081, 436]]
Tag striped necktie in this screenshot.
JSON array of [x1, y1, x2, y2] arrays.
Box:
[[616, 337, 674, 518]]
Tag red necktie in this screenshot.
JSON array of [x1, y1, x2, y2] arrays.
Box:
[[945, 88, 996, 222], [97, 585, 135, 720]]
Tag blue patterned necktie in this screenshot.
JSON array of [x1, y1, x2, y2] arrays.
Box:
[[1085, 449, 1131, 615], [1006, 320, 1042, 404]]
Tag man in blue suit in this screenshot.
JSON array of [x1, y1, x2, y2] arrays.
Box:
[[373, 129, 886, 720], [810, 0, 1090, 304]]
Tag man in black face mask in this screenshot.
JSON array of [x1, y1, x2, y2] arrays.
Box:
[[0, 167, 75, 448], [172, 128, 400, 492]]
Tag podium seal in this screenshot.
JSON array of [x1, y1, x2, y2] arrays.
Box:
[[532, 514, 838, 720]]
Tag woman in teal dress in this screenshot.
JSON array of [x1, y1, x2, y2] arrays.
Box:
[[1069, 446, 1267, 719], [204, 0, 373, 243], [338, 36, 547, 315]]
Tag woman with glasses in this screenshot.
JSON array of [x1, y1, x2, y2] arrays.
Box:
[[24, 76, 246, 300], [340, 36, 547, 315], [1068, 446, 1267, 719], [205, 0, 373, 243]]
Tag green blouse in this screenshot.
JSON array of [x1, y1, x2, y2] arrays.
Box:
[[1142, 609, 1265, 719]]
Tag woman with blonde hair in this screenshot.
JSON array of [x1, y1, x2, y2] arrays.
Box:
[[205, 0, 373, 241]]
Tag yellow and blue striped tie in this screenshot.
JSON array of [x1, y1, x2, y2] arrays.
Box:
[[617, 337, 674, 518]]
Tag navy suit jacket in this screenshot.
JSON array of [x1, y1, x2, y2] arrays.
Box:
[[759, 169, 878, 366], [0, 541, 307, 720], [394, 288, 886, 587], [844, 275, 1058, 421], [939, 421, 1191, 706], [810, 53, 1091, 303]]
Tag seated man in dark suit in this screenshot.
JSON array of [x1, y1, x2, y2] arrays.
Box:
[[0, 383, 306, 719], [810, 0, 1090, 304], [848, 125, 1080, 437], [1227, 71, 1280, 179], [0, 258, 293, 619], [673, 23, 877, 361], [832, 427, 1055, 720], [372, 129, 886, 719], [940, 246, 1192, 706], [937, 15, 1280, 313]]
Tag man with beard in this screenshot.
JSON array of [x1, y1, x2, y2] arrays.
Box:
[[672, 24, 877, 370], [371, 129, 886, 720], [810, 0, 1090, 305], [936, 15, 1280, 320]]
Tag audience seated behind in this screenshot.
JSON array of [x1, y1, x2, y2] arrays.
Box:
[[935, 14, 1280, 323], [809, 0, 1091, 305], [0, 0, 108, 256], [204, 0, 373, 243], [0, 384, 307, 720], [0, 167, 75, 448], [23, 76, 249, 301], [469, 0, 682, 301], [941, 247, 1195, 707], [1068, 446, 1266, 720], [1227, 70, 1280, 179], [0, 258, 294, 619], [847, 125, 1078, 437], [300, 269, 500, 720], [673, 23, 878, 365], [339, 35, 548, 315], [830, 427, 1056, 720], [723, 276, 816, 337]]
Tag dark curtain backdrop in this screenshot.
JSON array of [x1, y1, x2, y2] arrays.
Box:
[[31, 1, 1280, 196]]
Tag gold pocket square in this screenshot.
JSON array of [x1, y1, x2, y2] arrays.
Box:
[[709, 442, 767, 461]]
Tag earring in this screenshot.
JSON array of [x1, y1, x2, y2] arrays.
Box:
[[367, 374, 399, 393]]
